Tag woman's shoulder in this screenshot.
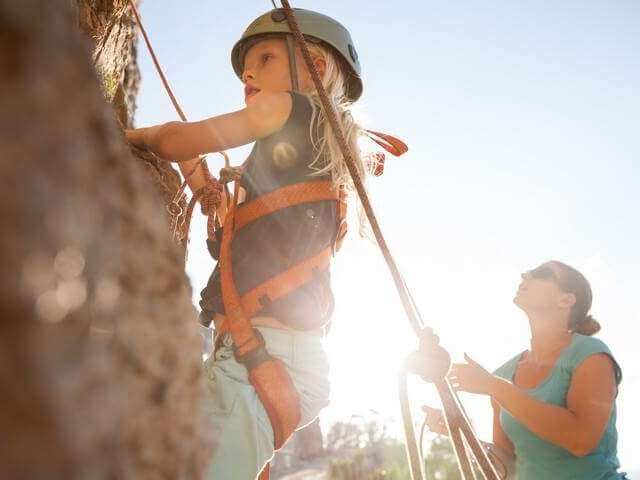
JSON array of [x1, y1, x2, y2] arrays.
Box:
[[563, 334, 622, 384], [565, 334, 613, 362], [492, 351, 525, 380]]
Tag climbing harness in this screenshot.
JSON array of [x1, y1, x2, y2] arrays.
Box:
[[216, 180, 347, 336], [212, 177, 347, 480], [214, 179, 351, 462], [128, 1, 498, 479]]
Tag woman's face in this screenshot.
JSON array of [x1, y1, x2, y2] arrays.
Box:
[[514, 262, 576, 314], [241, 38, 323, 105]]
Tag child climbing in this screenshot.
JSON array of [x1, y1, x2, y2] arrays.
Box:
[[126, 7, 403, 479]]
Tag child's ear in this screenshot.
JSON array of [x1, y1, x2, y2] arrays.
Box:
[[313, 56, 327, 78]]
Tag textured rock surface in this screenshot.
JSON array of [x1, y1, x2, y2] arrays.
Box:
[[0, 0, 211, 478]]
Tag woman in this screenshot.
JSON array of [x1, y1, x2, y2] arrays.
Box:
[[424, 261, 624, 479]]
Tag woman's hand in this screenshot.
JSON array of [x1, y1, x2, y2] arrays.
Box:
[[448, 353, 498, 396], [421, 405, 448, 436]]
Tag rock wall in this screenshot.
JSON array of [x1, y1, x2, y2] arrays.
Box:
[[0, 0, 211, 478]]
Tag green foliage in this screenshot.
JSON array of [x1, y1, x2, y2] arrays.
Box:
[[326, 416, 390, 451], [377, 443, 412, 480], [424, 437, 460, 480], [328, 454, 402, 480], [324, 416, 461, 480], [99, 70, 119, 102], [325, 414, 403, 480], [375, 439, 461, 480], [381, 462, 411, 480]]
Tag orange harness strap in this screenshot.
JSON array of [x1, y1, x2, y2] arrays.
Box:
[[218, 180, 342, 322], [238, 246, 332, 319], [218, 180, 342, 454], [234, 181, 340, 231], [219, 181, 301, 450]]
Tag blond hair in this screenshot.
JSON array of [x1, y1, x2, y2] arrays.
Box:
[[302, 42, 371, 234]]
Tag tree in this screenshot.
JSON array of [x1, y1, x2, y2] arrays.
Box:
[[0, 0, 211, 478], [424, 437, 461, 480], [326, 414, 391, 452]]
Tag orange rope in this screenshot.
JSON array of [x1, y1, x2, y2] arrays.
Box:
[[126, 0, 231, 247], [278, 4, 501, 480], [127, 0, 187, 121], [279, 0, 424, 335]]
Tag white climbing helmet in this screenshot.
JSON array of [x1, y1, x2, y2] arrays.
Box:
[[231, 8, 363, 101]]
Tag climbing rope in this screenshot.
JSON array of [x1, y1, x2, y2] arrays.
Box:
[[126, 0, 502, 477], [127, 0, 230, 247], [279, 0, 424, 335], [277, 2, 501, 479]]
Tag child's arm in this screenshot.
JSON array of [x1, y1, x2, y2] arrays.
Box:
[[126, 91, 292, 164], [127, 91, 291, 197]]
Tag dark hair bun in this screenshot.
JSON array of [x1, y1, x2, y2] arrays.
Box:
[[575, 314, 601, 336]]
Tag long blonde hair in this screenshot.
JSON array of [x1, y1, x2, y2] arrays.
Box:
[[303, 42, 372, 233]]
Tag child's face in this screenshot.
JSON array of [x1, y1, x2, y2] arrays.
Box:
[[242, 38, 320, 105]]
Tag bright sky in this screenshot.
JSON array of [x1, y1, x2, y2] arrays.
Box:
[[134, 0, 639, 470]]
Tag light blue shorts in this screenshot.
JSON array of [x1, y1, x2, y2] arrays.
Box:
[[201, 326, 330, 480]]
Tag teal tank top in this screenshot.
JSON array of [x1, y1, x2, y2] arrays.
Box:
[[493, 334, 623, 480]]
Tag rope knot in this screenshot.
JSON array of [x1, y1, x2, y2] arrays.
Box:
[[199, 178, 223, 216], [219, 166, 244, 184]]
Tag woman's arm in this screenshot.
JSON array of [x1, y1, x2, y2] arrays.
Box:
[[491, 399, 514, 455], [125, 91, 292, 163], [450, 353, 617, 457]]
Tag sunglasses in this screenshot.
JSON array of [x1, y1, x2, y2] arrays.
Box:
[[527, 265, 577, 293]]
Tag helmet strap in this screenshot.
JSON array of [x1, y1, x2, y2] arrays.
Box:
[[285, 35, 299, 92]]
